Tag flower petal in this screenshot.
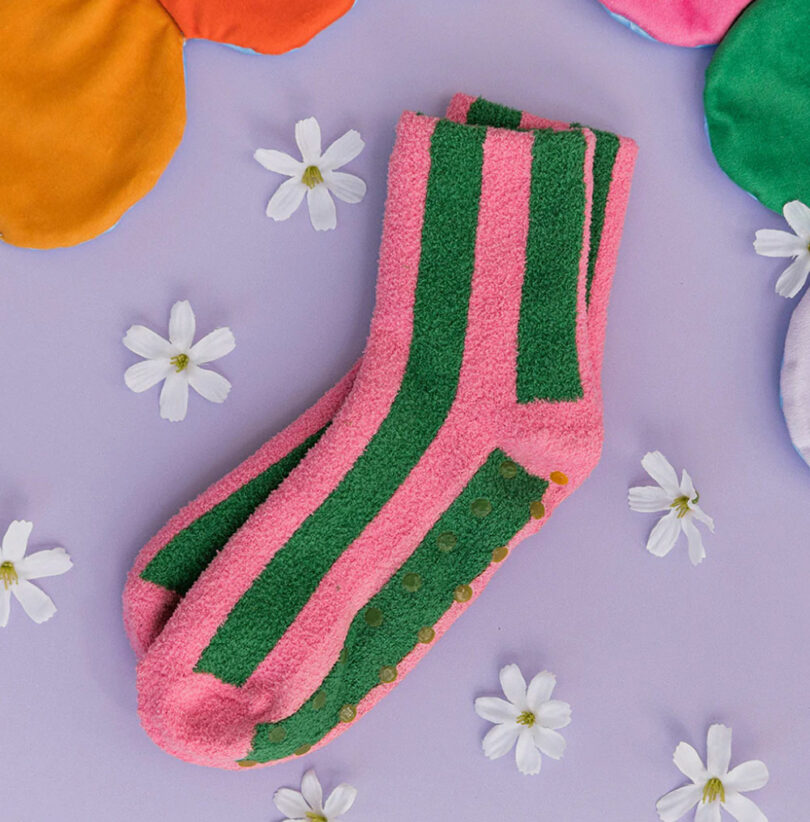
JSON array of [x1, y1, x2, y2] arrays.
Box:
[[307, 185, 337, 231], [526, 670, 556, 708], [159, 372, 189, 422], [474, 696, 520, 724], [532, 726, 566, 759], [656, 784, 702, 822], [17, 548, 72, 580], [12, 580, 56, 624], [169, 300, 196, 350], [499, 663, 528, 708], [722, 792, 767, 822], [707, 724, 733, 777], [515, 728, 542, 775], [323, 783, 358, 817], [682, 518, 707, 566], [266, 177, 307, 221], [753, 229, 806, 258], [186, 366, 231, 404], [190, 328, 235, 364], [300, 770, 323, 812], [125, 359, 171, 393], [482, 722, 519, 760], [0, 588, 10, 628], [273, 788, 311, 819], [725, 761, 769, 793], [690, 504, 715, 532], [320, 129, 365, 171], [123, 325, 174, 359], [325, 170, 367, 204], [774, 255, 810, 298], [646, 510, 681, 558], [295, 117, 322, 165], [673, 742, 708, 784], [1, 520, 32, 563], [535, 699, 571, 730], [783, 200, 810, 241], [694, 801, 722, 822], [642, 451, 681, 496], [680, 469, 696, 498], [253, 148, 302, 177], [629, 486, 674, 512]]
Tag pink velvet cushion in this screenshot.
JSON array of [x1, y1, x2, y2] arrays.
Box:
[[599, 0, 751, 47]]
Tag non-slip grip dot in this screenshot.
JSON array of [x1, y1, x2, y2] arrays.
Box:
[[267, 726, 286, 743], [417, 626, 435, 644], [364, 607, 384, 627], [453, 584, 473, 602], [338, 704, 357, 723], [402, 573, 423, 592], [471, 498, 492, 518]]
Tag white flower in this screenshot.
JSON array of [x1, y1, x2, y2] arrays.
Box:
[[657, 724, 769, 822], [123, 300, 235, 422], [273, 769, 357, 822], [255, 117, 366, 231], [0, 520, 72, 627], [474, 663, 571, 776], [754, 200, 810, 298], [629, 451, 714, 566]]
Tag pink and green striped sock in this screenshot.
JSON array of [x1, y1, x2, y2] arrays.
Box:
[[134, 105, 636, 769], [122, 96, 635, 663]]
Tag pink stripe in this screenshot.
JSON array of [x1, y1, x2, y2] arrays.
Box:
[[136, 112, 439, 766], [444, 92, 474, 123], [240, 127, 537, 722]]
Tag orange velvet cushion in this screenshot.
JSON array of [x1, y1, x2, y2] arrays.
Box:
[[158, 0, 354, 54], [0, 0, 186, 249]]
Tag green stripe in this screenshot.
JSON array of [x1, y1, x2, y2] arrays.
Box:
[[195, 120, 488, 686], [517, 129, 587, 403], [245, 450, 549, 762], [466, 97, 522, 130], [577, 126, 620, 303], [140, 428, 328, 595]]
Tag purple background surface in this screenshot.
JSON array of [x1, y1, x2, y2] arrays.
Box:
[[2, 1, 807, 819]]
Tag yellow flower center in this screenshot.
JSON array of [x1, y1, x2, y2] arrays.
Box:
[[0, 560, 18, 589], [671, 491, 699, 518], [702, 777, 725, 804], [302, 165, 324, 189], [306, 814, 327, 822], [170, 353, 190, 372], [516, 711, 536, 727]]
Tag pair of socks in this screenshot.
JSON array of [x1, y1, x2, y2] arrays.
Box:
[[125, 94, 637, 769]]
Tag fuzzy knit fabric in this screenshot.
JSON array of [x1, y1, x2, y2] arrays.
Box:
[[122, 96, 636, 663], [599, 0, 751, 47], [134, 105, 636, 769], [781, 288, 810, 468], [157, 0, 354, 54], [0, 0, 186, 249], [705, 0, 810, 212]]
